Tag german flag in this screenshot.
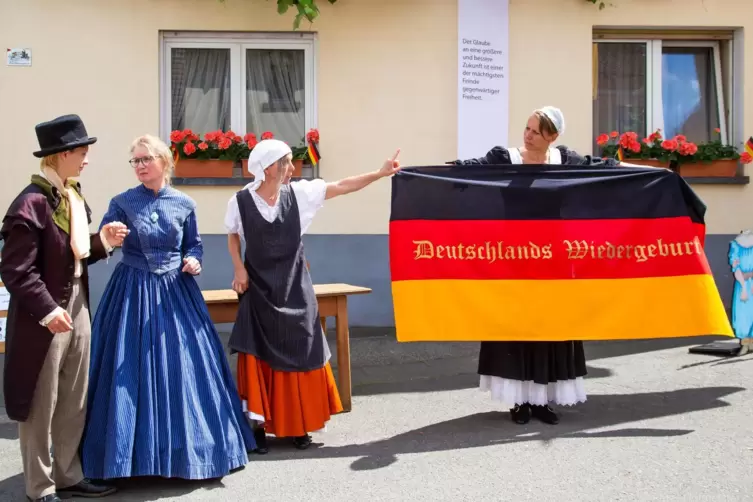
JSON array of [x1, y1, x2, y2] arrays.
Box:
[[307, 141, 320, 166], [745, 136, 753, 157], [389, 165, 733, 342]]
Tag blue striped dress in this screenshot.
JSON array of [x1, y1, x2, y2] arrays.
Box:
[[80, 184, 255, 480]]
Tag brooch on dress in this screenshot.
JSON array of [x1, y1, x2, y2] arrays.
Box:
[[150, 212, 159, 223]]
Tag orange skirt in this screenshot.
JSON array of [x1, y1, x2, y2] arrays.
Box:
[[236, 354, 343, 438]]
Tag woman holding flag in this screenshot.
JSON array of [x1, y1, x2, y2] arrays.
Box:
[[451, 106, 622, 425]]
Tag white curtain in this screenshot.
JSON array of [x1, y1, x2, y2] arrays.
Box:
[[592, 42, 648, 154], [171, 48, 231, 136], [246, 49, 305, 146]]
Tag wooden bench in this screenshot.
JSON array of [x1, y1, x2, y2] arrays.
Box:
[[202, 283, 372, 412]]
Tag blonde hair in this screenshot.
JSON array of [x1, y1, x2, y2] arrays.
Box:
[[130, 134, 174, 184], [39, 153, 61, 172]]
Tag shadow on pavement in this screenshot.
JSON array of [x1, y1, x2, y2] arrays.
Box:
[[0, 473, 23, 501], [345, 335, 730, 397], [0, 421, 18, 441], [253, 386, 744, 471], [103, 475, 231, 502], [583, 335, 728, 361], [352, 364, 613, 397], [0, 473, 235, 502]]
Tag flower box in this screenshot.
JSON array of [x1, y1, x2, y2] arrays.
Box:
[[174, 159, 234, 178], [621, 158, 670, 169], [170, 128, 318, 181], [677, 159, 738, 178], [597, 128, 751, 179]]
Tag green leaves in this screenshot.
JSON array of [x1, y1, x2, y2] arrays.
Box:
[[276, 0, 338, 29], [585, 0, 607, 9]]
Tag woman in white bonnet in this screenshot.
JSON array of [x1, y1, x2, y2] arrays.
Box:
[[224, 139, 401, 452], [451, 106, 623, 426]]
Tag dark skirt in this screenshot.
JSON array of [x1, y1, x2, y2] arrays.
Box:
[[477, 341, 587, 406]]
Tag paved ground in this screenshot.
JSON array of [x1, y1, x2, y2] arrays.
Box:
[[0, 330, 750, 502]]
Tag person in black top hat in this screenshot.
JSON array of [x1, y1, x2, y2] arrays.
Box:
[[1, 114, 128, 501]]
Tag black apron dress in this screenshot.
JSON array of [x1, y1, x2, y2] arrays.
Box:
[[228, 185, 331, 372]]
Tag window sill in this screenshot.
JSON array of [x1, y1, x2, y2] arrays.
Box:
[[683, 176, 749, 185], [173, 175, 316, 186]]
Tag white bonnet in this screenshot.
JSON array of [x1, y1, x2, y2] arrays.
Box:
[[245, 139, 292, 190], [537, 106, 565, 135]]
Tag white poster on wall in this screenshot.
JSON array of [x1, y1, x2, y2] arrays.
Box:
[[0, 286, 8, 311], [0, 317, 6, 343], [457, 0, 509, 160]]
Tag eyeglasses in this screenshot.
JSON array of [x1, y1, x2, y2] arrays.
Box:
[[129, 156, 155, 167]]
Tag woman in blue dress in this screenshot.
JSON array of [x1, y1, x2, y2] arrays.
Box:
[[729, 230, 753, 348], [80, 134, 255, 481]]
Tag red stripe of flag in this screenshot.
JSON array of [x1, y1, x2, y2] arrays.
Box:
[[389, 218, 709, 281]]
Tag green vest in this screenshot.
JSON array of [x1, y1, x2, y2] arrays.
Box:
[[30, 174, 85, 236]]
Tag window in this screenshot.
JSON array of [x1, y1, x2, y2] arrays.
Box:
[[592, 34, 732, 154], [160, 32, 316, 148]]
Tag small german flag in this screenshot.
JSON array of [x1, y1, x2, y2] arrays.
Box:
[[616, 146, 624, 162], [307, 141, 320, 166], [745, 136, 753, 157]]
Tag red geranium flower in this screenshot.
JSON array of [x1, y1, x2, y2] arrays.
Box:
[[244, 133, 258, 149], [596, 133, 609, 146], [306, 128, 320, 143], [618, 132, 638, 149], [678, 142, 698, 156], [198, 142, 208, 151], [218, 137, 232, 150], [661, 139, 679, 151], [183, 142, 196, 155], [205, 131, 222, 142], [170, 130, 186, 143], [610, 131, 619, 138], [261, 131, 274, 140], [183, 129, 199, 142]]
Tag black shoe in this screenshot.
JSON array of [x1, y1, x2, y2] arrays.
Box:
[[28, 494, 61, 502], [58, 478, 117, 498], [252, 427, 269, 454], [510, 404, 531, 424], [293, 434, 312, 450], [531, 404, 559, 424]]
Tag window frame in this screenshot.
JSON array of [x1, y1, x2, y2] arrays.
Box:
[[593, 38, 728, 144], [159, 31, 318, 144]]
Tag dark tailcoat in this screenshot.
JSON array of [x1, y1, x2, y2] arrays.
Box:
[[0, 179, 108, 421]]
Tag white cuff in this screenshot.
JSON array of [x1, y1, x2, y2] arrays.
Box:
[[99, 229, 114, 253], [40, 306, 65, 327]]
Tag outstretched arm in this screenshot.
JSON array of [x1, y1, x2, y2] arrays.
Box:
[[449, 146, 512, 165], [325, 150, 401, 200], [558, 145, 622, 168]]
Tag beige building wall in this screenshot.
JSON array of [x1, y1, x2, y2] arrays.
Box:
[[0, 0, 750, 235]]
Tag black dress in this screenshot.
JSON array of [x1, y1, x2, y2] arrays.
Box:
[[451, 145, 619, 407]]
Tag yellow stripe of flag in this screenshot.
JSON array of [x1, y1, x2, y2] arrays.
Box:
[[392, 275, 732, 342]]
